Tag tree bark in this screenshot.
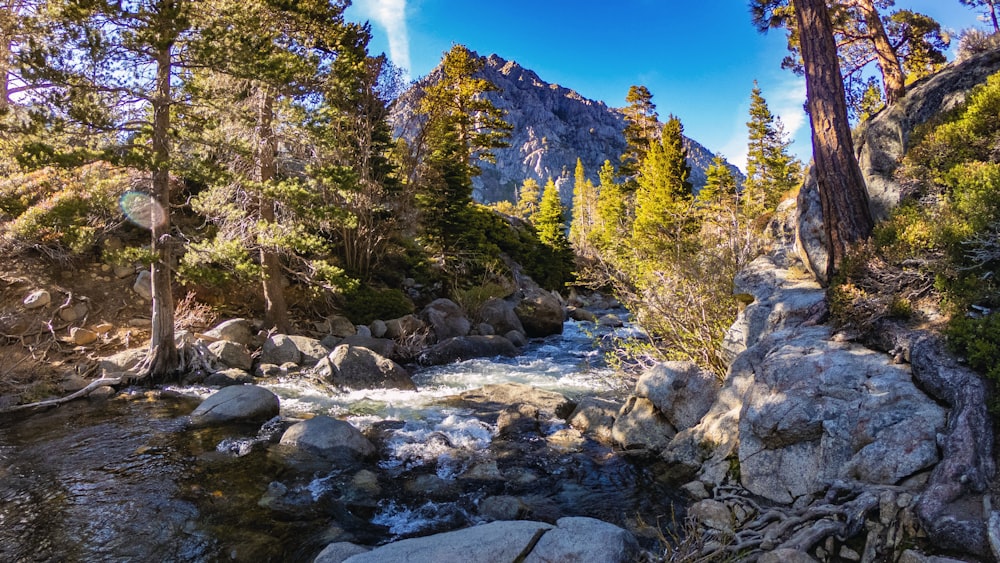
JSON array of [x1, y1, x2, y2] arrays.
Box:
[[255, 86, 289, 333], [146, 42, 178, 378], [855, 0, 905, 105], [794, 0, 874, 281]]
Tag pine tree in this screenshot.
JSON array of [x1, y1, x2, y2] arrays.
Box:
[[515, 177, 542, 220], [569, 158, 599, 258], [743, 82, 803, 219], [620, 85, 660, 180], [414, 44, 512, 255], [960, 0, 1000, 34], [19, 0, 203, 378], [632, 115, 694, 260], [699, 154, 738, 212], [594, 159, 629, 255], [535, 177, 574, 285]]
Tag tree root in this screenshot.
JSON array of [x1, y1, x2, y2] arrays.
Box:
[[694, 481, 884, 562], [0, 375, 124, 414]]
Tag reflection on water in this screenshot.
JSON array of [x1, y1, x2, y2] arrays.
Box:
[[0, 319, 682, 561]]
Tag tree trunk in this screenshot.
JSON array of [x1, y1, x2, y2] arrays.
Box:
[[856, 0, 905, 105], [793, 0, 874, 281], [991, 1, 1000, 34], [146, 44, 178, 378], [255, 86, 289, 333]]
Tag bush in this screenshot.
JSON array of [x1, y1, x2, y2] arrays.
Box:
[[341, 286, 414, 325], [0, 162, 128, 258], [946, 313, 1000, 381]]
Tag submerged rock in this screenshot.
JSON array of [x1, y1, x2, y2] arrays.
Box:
[[417, 335, 518, 366], [279, 415, 375, 461], [190, 385, 280, 426]]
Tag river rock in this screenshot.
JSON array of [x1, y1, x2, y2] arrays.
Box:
[[340, 520, 554, 563], [314, 542, 371, 563], [279, 415, 375, 460], [262, 334, 329, 367], [514, 288, 565, 337], [479, 495, 526, 520], [133, 271, 152, 301], [478, 298, 525, 336], [70, 327, 99, 346], [417, 335, 518, 366], [524, 517, 640, 563], [204, 318, 255, 346], [190, 385, 280, 426], [759, 549, 818, 563], [567, 306, 597, 323], [23, 289, 51, 309], [419, 298, 471, 341], [208, 340, 253, 371], [317, 344, 415, 391], [369, 319, 388, 338], [567, 396, 619, 443], [452, 383, 574, 419], [328, 315, 357, 338], [611, 396, 676, 451], [384, 314, 427, 341], [205, 368, 252, 387], [497, 403, 541, 437], [354, 324, 372, 338], [636, 361, 719, 431], [505, 330, 528, 347], [339, 335, 397, 360], [98, 347, 148, 375], [688, 499, 734, 534], [737, 325, 946, 504]]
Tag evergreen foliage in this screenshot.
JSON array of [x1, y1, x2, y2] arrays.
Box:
[[620, 85, 660, 181], [515, 177, 542, 220], [568, 158, 599, 258], [743, 82, 803, 220], [632, 116, 694, 260]]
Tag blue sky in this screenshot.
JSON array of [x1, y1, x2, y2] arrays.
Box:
[[347, 1, 985, 172]]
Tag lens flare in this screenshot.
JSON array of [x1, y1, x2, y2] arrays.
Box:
[[119, 192, 166, 230]]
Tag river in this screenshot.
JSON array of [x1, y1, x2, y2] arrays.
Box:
[[0, 319, 683, 562]]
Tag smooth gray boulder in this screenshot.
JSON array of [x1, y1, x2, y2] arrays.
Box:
[[568, 396, 619, 443], [514, 288, 565, 337], [339, 335, 397, 360], [314, 542, 370, 563], [279, 415, 375, 460], [384, 314, 427, 341], [451, 383, 575, 419], [262, 334, 329, 367], [190, 385, 280, 426], [204, 318, 254, 346], [208, 340, 252, 371], [611, 396, 676, 451], [523, 517, 640, 563], [636, 361, 719, 431], [417, 335, 518, 366], [342, 521, 553, 563], [478, 297, 525, 335], [419, 298, 471, 341], [316, 344, 415, 391]]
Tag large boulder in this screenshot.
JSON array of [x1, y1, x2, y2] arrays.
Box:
[[262, 334, 329, 367], [451, 383, 575, 420], [98, 347, 148, 375], [336, 517, 638, 563], [737, 325, 946, 504], [478, 298, 525, 336], [636, 361, 719, 431], [611, 396, 676, 452], [568, 396, 620, 443], [419, 298, 471, 341], [203, 318, 255, 347], [514, 288, 565, 337], [316, 344, 415, 391], [279, 415, 375, 460], [339, 335, 397, 360], [417, 335, 519, 366], [189, 385, 280, 426], [208, 340, 253, 371], [384, 314, 427, 341]]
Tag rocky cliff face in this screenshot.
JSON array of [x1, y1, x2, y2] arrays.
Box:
[[392, 53, 742, 205]]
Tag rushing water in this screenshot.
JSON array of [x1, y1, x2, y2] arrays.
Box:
[[0, 319, 683, 562]]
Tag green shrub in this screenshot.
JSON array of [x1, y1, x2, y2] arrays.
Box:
[[341, 286, 414, 325], [946, 313, 1000, 381]]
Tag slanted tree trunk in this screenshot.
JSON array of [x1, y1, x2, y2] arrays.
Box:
[[793, 0, 874, 281], [855, 0, 906, 105], [254, 86, 289, 333], [146, 43, 179, 378]]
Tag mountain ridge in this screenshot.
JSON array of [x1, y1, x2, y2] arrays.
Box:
[[392, 52, 744, 206]]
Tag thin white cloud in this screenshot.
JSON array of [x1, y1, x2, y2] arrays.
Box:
[[356, 0, 412, 80]]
